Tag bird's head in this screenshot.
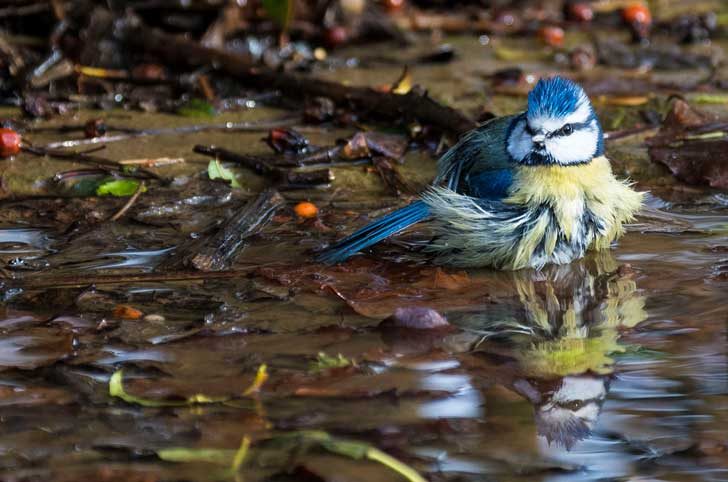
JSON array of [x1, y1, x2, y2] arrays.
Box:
[[533, 375, 610, 450], [507, 76, 604, 166]]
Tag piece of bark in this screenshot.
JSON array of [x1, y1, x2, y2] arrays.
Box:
[[160, 189, 285, 272], [372, 156, 419, 196]]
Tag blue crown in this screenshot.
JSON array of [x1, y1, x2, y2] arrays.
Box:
[[527, 77, 587, 119]]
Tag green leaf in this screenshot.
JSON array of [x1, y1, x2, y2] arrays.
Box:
[[108, 370, 228, 407], [177, 98, 216, 118], [321, 439, 369, 459], [96, 179, 145, 197], [109, 370, 186, 407], [691, 93, 728, 104], [365, 446, 427, 482], [158, 447, 236, 465], [108, 367, 267, 407], [261, 0, 295, 31], [155, 430, 426, 482], [207, 159, 241, 188]]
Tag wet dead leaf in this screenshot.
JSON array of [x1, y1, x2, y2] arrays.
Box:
[[341, 132, 408, 161], [649, 140, 728, 189], [661, 98, 712, 131], [0, 384, 75, 407], [0, 328, 74, 370], [379, 307, 451, 330], [417, 267, 471, 290], [257, 260, 512, 319], [647, 99, 728, 189]]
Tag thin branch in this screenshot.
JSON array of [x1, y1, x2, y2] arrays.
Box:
[[43, 116, 300, 149], [119, 16, 477, 138], [110, 181, 145, 221], [21, 145, 166, 182], [3, 268, 262, 289]]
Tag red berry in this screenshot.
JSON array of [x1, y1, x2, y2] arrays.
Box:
[[0, 128, 21, 157], [623, 3, 651, 25], [383, 0, 405, 12], [324, 26, 348, 49], [539, 26, 565, 47], [566, 2, 594, 22]]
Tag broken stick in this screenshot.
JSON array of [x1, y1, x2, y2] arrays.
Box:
[[160, 189, 285, 272]]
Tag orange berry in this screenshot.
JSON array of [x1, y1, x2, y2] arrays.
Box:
[[294, 201, 318, 219], [538, 26, 565, 47], [113, 304, 143, 320], [623, 3, 651, 25], [0, 128, 21, 157]]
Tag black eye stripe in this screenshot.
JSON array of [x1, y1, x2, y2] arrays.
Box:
[[547, 121, 591, 138]]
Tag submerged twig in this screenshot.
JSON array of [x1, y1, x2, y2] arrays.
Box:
[[194, 144, 333, 188], [53, 168, 114, 181], [43, 116, 300, 149], [119, 157, 184, 167], [22, 145, 165, 182], [110, 181, 145, 221], [3, 268, 261, 289], [604, 125, 659, 142], [270, 145, 343, 167]]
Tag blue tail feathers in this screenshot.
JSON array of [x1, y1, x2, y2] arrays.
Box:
[[317, 201, 430, 264]]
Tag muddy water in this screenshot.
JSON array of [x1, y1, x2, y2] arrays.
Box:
[[1, 33, 728, 482]]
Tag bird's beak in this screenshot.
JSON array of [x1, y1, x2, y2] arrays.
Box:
[[532, 133, 546, 144]]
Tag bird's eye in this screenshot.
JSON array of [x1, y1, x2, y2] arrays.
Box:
[[561, 124, 573, 136]]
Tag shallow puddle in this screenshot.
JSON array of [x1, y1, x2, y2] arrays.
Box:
[[1, 31, 727, 482]]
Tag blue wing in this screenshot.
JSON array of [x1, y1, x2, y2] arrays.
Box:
[[466, 169, 514, 199], [317, 114, 520, 264], [434, 113, 519, 195], [316, 201, 430, 264]]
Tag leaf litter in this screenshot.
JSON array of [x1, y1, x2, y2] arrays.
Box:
[[0, 1, 727, 481]]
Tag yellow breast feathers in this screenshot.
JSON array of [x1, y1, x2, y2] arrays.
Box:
[[506, 156, 643, 249]]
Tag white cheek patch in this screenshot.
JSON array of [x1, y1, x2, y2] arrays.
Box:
[[544, 123, 597, 164], [573, 402, 601, 426], [552, 376, 606, 403], [529, 94, 591, 132], [507, 119, 532, 161]]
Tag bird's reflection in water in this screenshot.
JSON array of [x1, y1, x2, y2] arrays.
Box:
[[452, 252, 647, 450]]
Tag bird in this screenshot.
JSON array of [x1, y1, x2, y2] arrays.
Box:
[[317, 76, 643, 270]]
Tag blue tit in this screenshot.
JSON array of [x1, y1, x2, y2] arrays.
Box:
[[318, 76, 643, 270]]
